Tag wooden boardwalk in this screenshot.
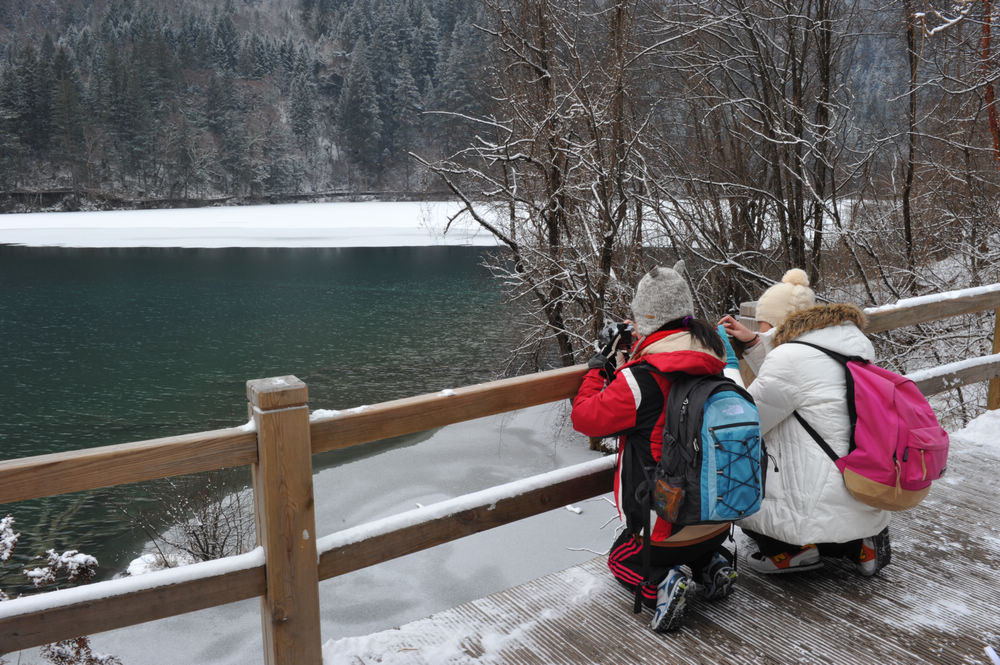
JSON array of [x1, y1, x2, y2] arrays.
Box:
[[326, 420, 1000, 664]]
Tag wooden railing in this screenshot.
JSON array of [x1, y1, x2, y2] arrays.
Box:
[[2, 284, 1000, 662]]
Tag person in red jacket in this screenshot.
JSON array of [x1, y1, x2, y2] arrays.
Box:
[[572, 262, 738, 633]]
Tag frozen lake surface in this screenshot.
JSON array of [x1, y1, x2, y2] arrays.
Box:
[[0, 200, 498, 248]]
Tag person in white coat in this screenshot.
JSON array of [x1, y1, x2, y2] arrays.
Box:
[[718, 269, 891, 576]]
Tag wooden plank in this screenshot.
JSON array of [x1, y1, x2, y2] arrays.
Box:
[[0, 428, 258, 505], [739, 286, 1000, 334], [864, 285, 1000, 333], [317, 463, 613, 580], [310, 365, 587, 453], [910, 354, 1000, 396], [248, 376, 322, 665], [0, 564, 265, 653]]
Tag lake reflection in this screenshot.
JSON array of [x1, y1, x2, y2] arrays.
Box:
[[0, 246, 512, 588]]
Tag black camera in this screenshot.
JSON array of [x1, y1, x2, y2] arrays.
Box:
[[598, 321, 635, 355]]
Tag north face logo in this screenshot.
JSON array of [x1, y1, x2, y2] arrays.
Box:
[[722, 404, 746, 416]]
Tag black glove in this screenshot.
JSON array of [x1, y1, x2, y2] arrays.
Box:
[[588, 352, 609, 370], [587, 352, 618, 380]]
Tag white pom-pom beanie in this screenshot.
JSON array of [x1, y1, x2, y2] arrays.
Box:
[[755, 268, 815, 328], [630, 261, 694, 336]]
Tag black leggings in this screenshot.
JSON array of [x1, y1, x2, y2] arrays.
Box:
[[608, 530, 731, 608], [742, 528, 862, 560]]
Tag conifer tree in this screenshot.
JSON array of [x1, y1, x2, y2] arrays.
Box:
[[391, 55, 422, 186], [337, 37, 382, 175], [50, 47, 85, 185], [290, 73, 317, 147], [411, 5, 440, 93]]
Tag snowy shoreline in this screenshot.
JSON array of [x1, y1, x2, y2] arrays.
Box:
[[0, 200, 498, 248]]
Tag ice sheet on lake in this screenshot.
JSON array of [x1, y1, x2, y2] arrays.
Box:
[[0, 201, 498, 248]]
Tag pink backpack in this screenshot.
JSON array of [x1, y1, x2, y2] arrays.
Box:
[[790, 341, 950, 511]]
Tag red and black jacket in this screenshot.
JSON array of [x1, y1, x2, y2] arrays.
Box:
[[571, 329, 726, 543]]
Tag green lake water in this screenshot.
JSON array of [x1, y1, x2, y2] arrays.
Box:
[[0, 245, 513, 589]]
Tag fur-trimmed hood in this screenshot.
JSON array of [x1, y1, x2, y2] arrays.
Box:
[[773, 303, 867, 346]]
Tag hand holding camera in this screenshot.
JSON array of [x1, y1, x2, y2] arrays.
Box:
[[598, 321, 636, 357], [588, 321, 636, 379]]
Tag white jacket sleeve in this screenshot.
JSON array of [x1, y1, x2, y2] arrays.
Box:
[[742, 329, 774, 375], [747, 348, 803, 437]]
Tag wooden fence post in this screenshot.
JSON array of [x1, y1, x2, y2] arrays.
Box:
[[988, 309, 1000, 410], [247, 376, 322, 665]]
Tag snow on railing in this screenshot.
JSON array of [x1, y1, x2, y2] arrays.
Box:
[[0, 548, 265, 621]]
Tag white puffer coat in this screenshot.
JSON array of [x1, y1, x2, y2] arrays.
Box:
[[738, 304, 891, 544]]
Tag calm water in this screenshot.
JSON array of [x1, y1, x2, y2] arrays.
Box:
[[0, 245, 512, 587]]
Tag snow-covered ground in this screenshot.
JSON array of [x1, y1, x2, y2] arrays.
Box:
[[0, 201, 498, 247]]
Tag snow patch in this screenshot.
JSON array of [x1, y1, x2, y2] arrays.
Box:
[[0, 201, 500, 248], [948, 408, 1000, 450], [235, 419, 257, 432], [864, 284, 1000, 315], [0, 548, 264, 619], [125, 552, 196, 577]]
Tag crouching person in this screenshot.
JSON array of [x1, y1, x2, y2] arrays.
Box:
[[571, 263, 738, 633], [719, 269, 891, 576]]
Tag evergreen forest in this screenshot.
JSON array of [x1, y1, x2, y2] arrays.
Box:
[[0, 0, 490, 208]]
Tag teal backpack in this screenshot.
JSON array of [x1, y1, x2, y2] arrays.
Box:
[[649, 371, 764, 525]]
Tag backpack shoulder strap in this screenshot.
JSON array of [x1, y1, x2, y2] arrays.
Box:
[[639, 366, 716, 455], [792, 411, 840, 463], [785, 340, 862, 459], [785, 339, 864, 365]]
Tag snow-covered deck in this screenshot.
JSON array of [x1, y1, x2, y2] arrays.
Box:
[[324, 414, 1000, 664]]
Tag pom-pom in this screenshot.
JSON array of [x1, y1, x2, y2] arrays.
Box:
[[782, 268, 810, 287]]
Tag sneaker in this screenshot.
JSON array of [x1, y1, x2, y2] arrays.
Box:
[[699, 552, 738, 601], [650, 566, 692, 633], [857, 527, 891, 577], [746, 544, 823, 574]]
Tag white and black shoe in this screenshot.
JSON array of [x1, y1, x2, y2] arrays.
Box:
[[650, 566, 692, 633], [857, 527, 891, 577], [746, 543, 823, 574]]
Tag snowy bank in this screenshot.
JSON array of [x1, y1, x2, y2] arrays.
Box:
[[0, 201, 498, 248]]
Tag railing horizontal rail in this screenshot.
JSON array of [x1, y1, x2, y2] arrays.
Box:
[[316, 457, 615, 580], [0, 550, 266, 653], [908, 354, 1000, 396], [310, 365, 587, 453], [0, 367, 589, 507], [0, 458, 615, 652], [864, 285, 1000, 333], [740, 285, 1000, 334], [0, 428, 259, 505]]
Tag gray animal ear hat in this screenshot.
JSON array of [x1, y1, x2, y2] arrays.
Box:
[[630, 261, 694, 336]]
